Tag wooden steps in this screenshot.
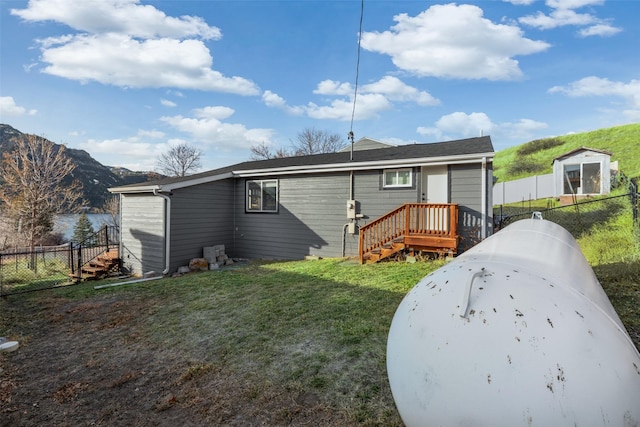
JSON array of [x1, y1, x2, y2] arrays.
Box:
[[70, 248, 121, 281], [359, 203, 459, 264]]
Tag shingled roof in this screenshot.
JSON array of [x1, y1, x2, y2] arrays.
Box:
[[110, 136, 494, 193]]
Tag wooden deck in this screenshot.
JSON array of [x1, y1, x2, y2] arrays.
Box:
[[359, 203, 458, 263]]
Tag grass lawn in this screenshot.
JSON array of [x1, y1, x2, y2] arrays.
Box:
[[1, 256, 638, 426]]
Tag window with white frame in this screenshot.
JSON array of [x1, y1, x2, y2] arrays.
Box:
[[246, 179, 278, 212], [383, 168, 413, 188]]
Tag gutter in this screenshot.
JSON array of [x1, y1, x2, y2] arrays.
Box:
[[233, 152, 496, 177], [153, 189, 171, 275]]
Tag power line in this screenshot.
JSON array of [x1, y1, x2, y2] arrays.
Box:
[[349, 0, 364, 157]]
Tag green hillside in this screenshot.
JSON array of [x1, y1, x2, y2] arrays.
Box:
[[494, 123, 640, 183]]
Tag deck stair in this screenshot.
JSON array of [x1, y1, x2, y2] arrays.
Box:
[[70, 248, 121, 281], [83, 248, 120, 279], [359, 203, 459, 264]]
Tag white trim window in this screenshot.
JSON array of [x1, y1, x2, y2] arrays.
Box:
[[384, 168, 413, 188], [246, 179, 278, 212]]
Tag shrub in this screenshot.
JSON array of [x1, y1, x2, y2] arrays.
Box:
[[506, 157, 546, 176], [517, 137, 564, 156]]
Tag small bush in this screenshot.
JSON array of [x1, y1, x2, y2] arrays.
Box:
[[506, 157, 546, 176], [517, 137, 564, 156]]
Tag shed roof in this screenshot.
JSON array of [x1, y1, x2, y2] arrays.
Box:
[[110, 135, 494, 193], [553, 146, 613, 162]]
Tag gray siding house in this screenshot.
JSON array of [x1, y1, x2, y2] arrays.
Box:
[[109, 136, 494, 275]]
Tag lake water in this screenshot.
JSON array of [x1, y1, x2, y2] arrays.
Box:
[[54, 213, 114, 240]]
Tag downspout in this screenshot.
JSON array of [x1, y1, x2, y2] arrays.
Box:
[[481, 157, 487, 240], [153, 189, 171, 275]]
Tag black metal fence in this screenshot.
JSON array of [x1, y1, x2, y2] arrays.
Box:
[[494, 190, 639, 239], [0, 225, 119, 296]]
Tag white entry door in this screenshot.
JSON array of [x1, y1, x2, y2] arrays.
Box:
[[421, 165, 448, 203]]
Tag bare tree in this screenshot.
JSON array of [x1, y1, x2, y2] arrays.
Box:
[[0, 134, 83, 252], [292, 127, 344, 156], [249, 128, 344, 161], [249, 142, 292, 160], [156, 143, 202, 177], [102, 194, 120, 231]]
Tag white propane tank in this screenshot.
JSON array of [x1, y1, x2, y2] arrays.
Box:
[[387, 218, 640, 427]]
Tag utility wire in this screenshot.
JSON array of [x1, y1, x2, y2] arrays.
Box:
[[349, 0, 364, 155]]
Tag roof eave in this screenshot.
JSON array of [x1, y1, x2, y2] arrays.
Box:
[[108, 171, 234, 194], [234, 152, 494, 177]]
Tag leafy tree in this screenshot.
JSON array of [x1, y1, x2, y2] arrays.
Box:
[[0, 134, 83, 254], [72, 211, 96, 244], [156, 143, 202, 177]]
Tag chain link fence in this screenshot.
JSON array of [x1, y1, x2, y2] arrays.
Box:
[[0, 226, 119, 296], [494, 190, 639, 240]]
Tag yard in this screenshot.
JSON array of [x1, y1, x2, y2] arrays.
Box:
[[1, 257, 639, 426]]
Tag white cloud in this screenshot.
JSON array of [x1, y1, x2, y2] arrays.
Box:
[[519, 8, 596, 29], [160, 99, 177, 107], [264, 76, 438, 121], [549, 76, 640, 118], [361, 4, 549, 81], [578, 23, 621, 37], [12, 0, 259, 95], [546, 0, 604, 9], [262, 90, 304, 115], [361, 76, 440, 106], [0, 96, 38, 116], [11, 0, 221, 40], [36, 34, 259, 94], [160, 106, 275, 149], [80, 135, 168, 170], [417, 112, 547, 142], [306, 93, 392, 121], [518, 0, 621, 36], [137, 129, 165, 139], [503, 0, 536, 5], [313, 80, 353, 96]]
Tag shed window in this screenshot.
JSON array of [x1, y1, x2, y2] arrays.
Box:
[[384, 169, 412, 188], [246, 179, 278, 212], [563, 162, 601, 195]]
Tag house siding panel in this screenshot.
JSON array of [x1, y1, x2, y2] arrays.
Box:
[[120, 193, 165, 275], [169, 180, 234, 272], [234, 170, 425, 259], [450, 163, 492, 250], [234, 173, 353, 259]]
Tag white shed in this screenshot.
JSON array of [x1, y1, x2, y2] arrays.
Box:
[[553, 147, 612, 197]]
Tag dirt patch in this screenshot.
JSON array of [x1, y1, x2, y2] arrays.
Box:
[[0, 293, 347, 426]]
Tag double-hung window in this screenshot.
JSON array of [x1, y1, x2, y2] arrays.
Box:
[[383, 168, 413, 188], [246, 179, 278, 212]]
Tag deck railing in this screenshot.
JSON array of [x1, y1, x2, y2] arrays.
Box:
[[359, 203, 458, 263]]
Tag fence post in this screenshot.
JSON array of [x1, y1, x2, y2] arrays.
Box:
[[631, 181, 638, 222], [76, 244, 82, 283], [104, 225, 109, 247]]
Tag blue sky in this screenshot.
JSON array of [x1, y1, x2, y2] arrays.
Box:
[[1, 0, 638, 172]]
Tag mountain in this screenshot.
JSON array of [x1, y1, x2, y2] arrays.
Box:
[[0, 124, 161, 210]]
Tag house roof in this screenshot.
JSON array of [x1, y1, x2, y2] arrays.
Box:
[[553, 146, 613, 162], [338, 137, 395, 152], [109, 135, 494, 193]]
